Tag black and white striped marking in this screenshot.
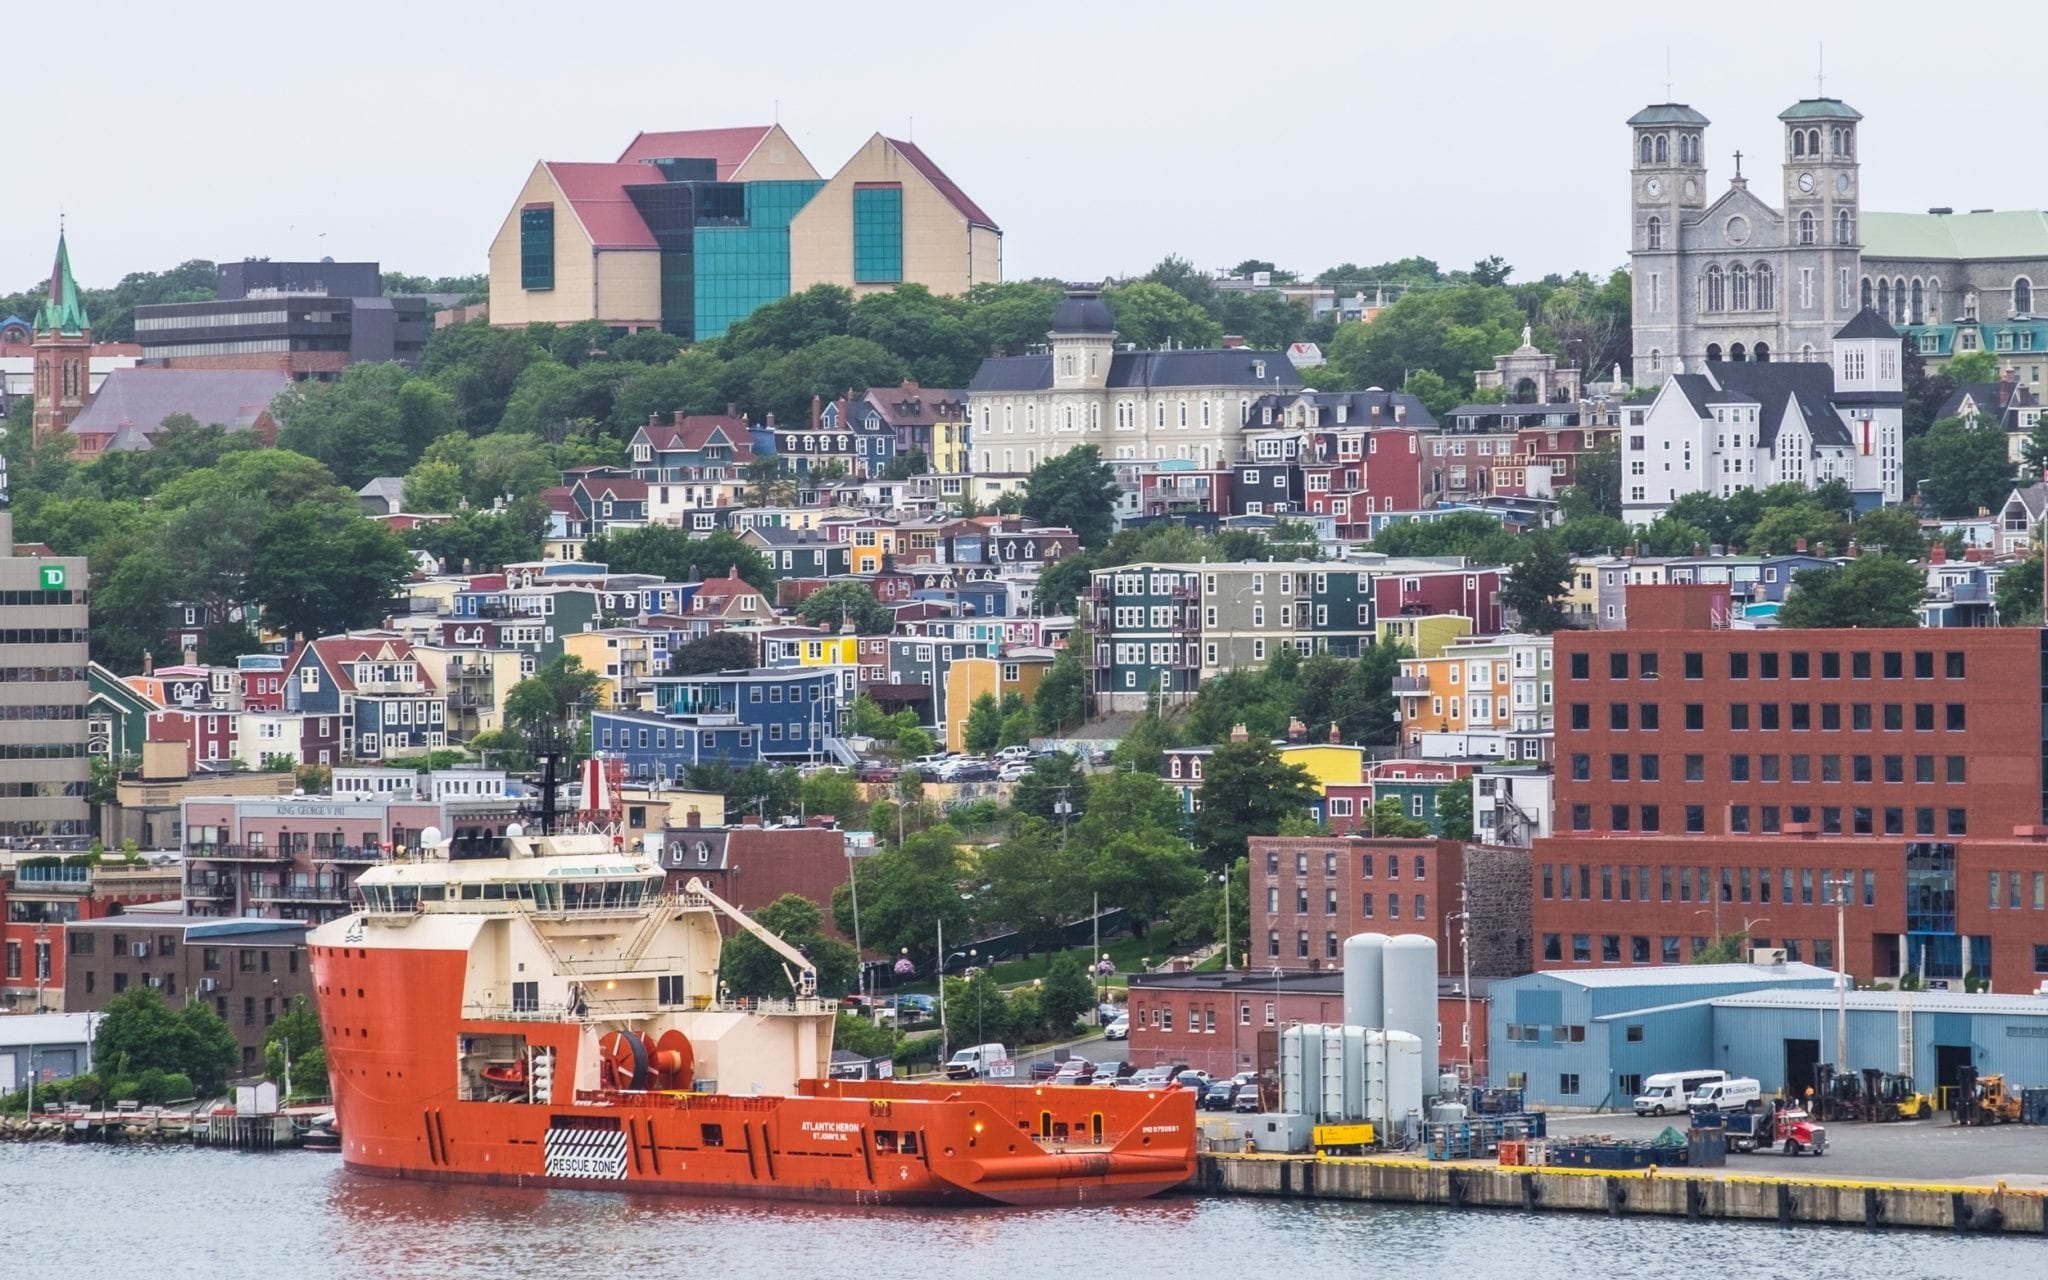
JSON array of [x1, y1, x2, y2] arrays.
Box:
[[544, 1126, 629, 1180]]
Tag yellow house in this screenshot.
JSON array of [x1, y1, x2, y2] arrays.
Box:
[[848, 526, 904, 575], [563, 628, 663, 710], [622, 786, 727, 848], [1276, 742, 1369, 792], [942, 653, 1053, 751], [1375, 614, 1473, 659]]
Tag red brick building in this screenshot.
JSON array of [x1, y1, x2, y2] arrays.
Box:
[[655, 822, 858, 940], [1249, 835, 1465, 972], [1537, 618, 2047, 985], [1124, 969, 1489, 1082], [2, 861, 184, 1011]]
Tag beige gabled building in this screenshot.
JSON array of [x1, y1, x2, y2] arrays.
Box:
[[486, 126, 997, 342]]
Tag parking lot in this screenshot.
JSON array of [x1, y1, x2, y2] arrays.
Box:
[[1543, 1109, 2048, 1186]]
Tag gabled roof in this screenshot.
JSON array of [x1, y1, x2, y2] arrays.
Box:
[[298, 636, 436, 693], [884, 138, 997, 231], [541, 162, 659, 250], [968, 348, 1302, 394], [616, 126, 775, 178], [69, 368, 287, 442], [638, 414, 757, 459], [2003, 482, 2048, 521], [573, 474, 649, 502], [860, 380, 967, 427], [1708, 361, 1853, 448]]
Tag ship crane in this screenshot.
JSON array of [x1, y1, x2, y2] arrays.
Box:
[[684, 877, 819, 999]]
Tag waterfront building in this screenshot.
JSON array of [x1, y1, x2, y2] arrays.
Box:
[[1248, 834, 1464, 974], [0, 859, 180, 1012], [0, 507, 90, 841]]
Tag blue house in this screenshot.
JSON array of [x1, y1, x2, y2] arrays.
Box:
[[619, 666, 852, 769]]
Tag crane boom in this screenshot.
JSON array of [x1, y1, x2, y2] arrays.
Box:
[[684, 877, 819, 998]]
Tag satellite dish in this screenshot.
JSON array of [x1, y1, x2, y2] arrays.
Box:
[[419, 825, 444, 848], [504, 822, 524, 839]]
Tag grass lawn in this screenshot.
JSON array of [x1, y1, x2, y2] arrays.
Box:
[[980, 933, 1156, 988]]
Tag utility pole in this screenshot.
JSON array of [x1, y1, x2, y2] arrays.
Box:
[[1827, 876, 1850, 1073], [846, 849, 865, 1005], [1220, 869, 1234, 972], [936, 917, 947, 1068]]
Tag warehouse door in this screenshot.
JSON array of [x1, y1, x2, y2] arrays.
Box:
[[1783, 1038, 1820, 1101], [1934, 1044, 1973, 1095]]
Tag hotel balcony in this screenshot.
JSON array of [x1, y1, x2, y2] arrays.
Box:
[[185, 844, 290, 863]]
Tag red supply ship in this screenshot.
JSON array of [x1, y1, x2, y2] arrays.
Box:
[[308, 827, 1195, 1206]]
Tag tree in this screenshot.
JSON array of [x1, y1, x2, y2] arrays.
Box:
[[504, 656, 604, 755], [941, 970, 1014, 1048], [1072, 770, 1186, 847], [264, 996, 325, 1099], [1367, 796, 1429, 839], [1502, 536, 1574, 634], [1560, 440, 1622, 519], [799, 768, 861, 822], [979, 819, 1076, 956], [172, 1000, 240, 1097], [245, 505, 414, 641], [1916, 415, 2016, 517], [722, 284, 856, 356], [963, 693, 1002, 754], [831, 826, 971, 963], [1556, 514, 1632, 556], [746, 335, 905, 428], [90, 988, 238, 1098], [407, 500, 549, 574], [796, 582, 895, 634], [1436, 778, 1474, 842], [1637, 514, 1711, 556], [1033, 648, 1085, 733], [582, 525, 773, 593], [1022, 445, 1119, 550], [1102, 281, 1223, 350], [272, 363, 458, 486], [1322, 284, 1524, 394], [1039, 951, 1098, 1033], [1997, 543, 2043, 624], [1190, 740, 1319, 870], [1369, 511, 1520, 566], [961, 281, 1062, 358], [1945, 350, 2001, 384], [402, 458, 465, 513], [720, 894, 858, 999], [1032, 551, 1097, 615], [1012, 751, 1085, 827], [666, 630, 757, 675], [1776, 555, 1926, 629], [1073, 826, 1203, 937], [2023, 414, 2048, 478], [1691, 931, 1751, 965], [1746, 502, 1841, 556], [1851, 506, 1928, 558], [1469, 255, 1514, 287]]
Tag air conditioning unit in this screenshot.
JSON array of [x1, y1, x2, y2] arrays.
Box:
[[1751, 947, 1789, 966], [147, 975, 162, 988], [200, 978, 219, 993]]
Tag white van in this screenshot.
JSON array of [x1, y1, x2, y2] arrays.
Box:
[[943, 1043, 1011, 1080], [1633, 1069, 1728, 1116], [1689, 1077, 1763, 1114]]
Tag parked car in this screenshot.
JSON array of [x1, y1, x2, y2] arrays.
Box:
[[1051, 1057, 1096, 1084], [944, 1042, 1011, 1080], [1122, 1066, 1173, 1089], [948, 763, 997, 783], [1232, 1080, 1265, 1112], [1093, 1060, 1139, 1087], [1103, 1015, 1129, 1041], [1173, 1069, 1212, 1090], [896, 994, 936, 1021], [855, 763, 900, 783], [997, 763, 1032, 782], [995, 745, 1034, 764], [1201, 1081, 1243, 1111]]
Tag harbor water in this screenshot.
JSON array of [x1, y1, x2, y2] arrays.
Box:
[[3, 1143, 2040, 1280]]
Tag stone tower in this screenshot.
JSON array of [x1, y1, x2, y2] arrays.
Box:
[[1778, 98, 1863, 361], [31, 230, 92, 447], [1626, 103, 1710, 382]]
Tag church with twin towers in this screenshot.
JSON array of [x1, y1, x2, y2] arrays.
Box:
[[1626, 93, 2048, 384]]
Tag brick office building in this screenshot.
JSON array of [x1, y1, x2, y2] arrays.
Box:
[[1536, 599, 2047, 985], [1124, 970, 1490, 1083], [1249, 835, 1465, 973], [653, 821, 860, 940], [62, 917, 312, 1075]]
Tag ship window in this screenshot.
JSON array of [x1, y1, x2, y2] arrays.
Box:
[[900, 1132, 919, 1155], [701, 1123, 725, 1148], [482, 883, 505, 901], [876, 1129, 900, 1153], [418, 884, 445, 902], [461, 883, 483, 900]]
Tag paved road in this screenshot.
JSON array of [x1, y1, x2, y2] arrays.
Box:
[[1542, 1109, 2048, 1185]]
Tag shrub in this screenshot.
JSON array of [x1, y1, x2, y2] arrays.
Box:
[[161, 1073, 194, 1102]]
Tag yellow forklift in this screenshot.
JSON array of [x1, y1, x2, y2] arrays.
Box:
[[1863, 1069, 1935, 1121]]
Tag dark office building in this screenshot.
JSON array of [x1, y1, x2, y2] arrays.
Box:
[[133, 261, 429, 381]]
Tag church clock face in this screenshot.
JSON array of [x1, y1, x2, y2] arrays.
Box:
[[1643, 177, 1662, 198], [1797, 172, 1816, 193]]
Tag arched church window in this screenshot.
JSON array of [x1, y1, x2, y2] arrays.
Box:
[[1730, 264, 1750, 311], [1654, 135, 1668, 163], [1800, 344, 1816, 362], [1755, 263, 1774, 310], [1927, 279, 1942, 323], [1730, 343, 1747, 362], [1705, 344, 1723, 363], [1686, 134, 1700, 163], [1753, 342, 1771, 363], [1640, 135, 1653, 165], [1646, 216, 1661, 250], [1809, 129, 1822, 155], [1876, 279, 1890, 319], [1836, 210, 1853, 245], [1703, 266, 1724, 312], [1649, 349, 1663, 374], [2016, 277, 2034, 315], [1793, 130, 1807, 157], [1893, 279, 1907, 327], [1910, 280, 1924, 326], [1861, 278, 1873, 312]]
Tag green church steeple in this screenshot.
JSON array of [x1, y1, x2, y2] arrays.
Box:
[[31, 230, 90, 338]]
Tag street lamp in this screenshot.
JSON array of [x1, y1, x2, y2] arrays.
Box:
[[1825, 876, 1851, 1073]]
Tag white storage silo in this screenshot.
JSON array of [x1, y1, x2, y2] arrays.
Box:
[[1384, 1029, 1425, 1139], [1362, 1029, 1391, 1127], [1342, 932, 1389, 1028], [1383, 934, 1439, 1092]]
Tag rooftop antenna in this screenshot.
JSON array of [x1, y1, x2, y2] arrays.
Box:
[[1664, 47, 1672, 101], [1816, 42, 1826, 98]]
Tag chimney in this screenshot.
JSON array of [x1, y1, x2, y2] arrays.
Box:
[[726, 402, 738, 418], [1221, 334, 1245, 349], [1328, 721, 1342, 744], [183, 645, 198, 667], [1930, 541, 1948, 564], [1229, 723, 1250, 744], [1794, 536, 1807, 553], [810, 394, 823, 428], [686, 808, 701, 829], [765, 412, 776, 428], [1287, 717, 1307, 743], [143, 650, 154, 676]]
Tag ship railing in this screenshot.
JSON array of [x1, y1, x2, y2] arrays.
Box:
[[716, 996, 833, 1016]]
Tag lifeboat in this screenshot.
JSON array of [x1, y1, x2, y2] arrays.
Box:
[[479, 1060, 528, 1093]]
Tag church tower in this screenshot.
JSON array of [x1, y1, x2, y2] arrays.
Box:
[[31, 230, 92, 447], [1778, 98, 1862, 361], [1627, 103, 1710, 382]]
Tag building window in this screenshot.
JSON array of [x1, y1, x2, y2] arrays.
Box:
[[519, 206, 555, 290], [1560, 1074, 1581, 1097], [852, 185, 905, 284]]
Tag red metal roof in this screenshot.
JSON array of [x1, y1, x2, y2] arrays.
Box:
[[615, 127, 773, 179], [543, 162, 659, 249], [885, 138, 998, 231]]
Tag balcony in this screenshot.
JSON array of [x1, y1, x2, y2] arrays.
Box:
[[184, 875, 235, 900], [1390, 675, 1431, 694], [249, 882, 354, 903], [319, 847, 386, 864], [186, 844, 289, 863]]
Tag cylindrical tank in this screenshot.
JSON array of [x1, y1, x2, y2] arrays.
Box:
[[1363, 1029, 1391, 1126], [1383, 934, 1439, 1091], [1342, 932, 1389, 1028], [1384, 1030, 1425, 1140]]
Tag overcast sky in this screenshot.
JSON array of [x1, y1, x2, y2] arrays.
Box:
[[8, 0, 2042, 296]]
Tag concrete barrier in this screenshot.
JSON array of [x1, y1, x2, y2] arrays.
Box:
[[1200, 1154, 2047, 1235]]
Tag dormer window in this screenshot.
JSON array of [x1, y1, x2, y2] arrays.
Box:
[[1253, 359, 1267, 379]]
